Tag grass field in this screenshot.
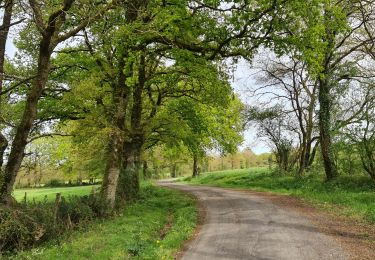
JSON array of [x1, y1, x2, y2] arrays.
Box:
[[13, 185, 99, 202], [182, 168, 375, 223], [11, 184, 197, 259]]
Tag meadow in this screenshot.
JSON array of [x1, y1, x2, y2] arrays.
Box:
[[13, 185, 99, 202]]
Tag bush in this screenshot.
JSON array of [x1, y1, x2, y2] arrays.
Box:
[[44, 179, 65, 188], [0, 193, 112, 254], [43, 179, 103, 188], [58, 197, 95, 226], [0, 207, 41, 252]]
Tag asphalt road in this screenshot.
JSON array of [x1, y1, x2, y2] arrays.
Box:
[[159, 181, 349, 260]]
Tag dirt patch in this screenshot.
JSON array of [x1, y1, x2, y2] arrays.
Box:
[[229, 188, 375, 260]]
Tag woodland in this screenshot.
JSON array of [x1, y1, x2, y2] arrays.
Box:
[[1, 0, 375, 254]]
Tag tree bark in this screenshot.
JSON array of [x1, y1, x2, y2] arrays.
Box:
[[118, 140, 143, 201], [101, 134, 123, 207], [0, 134, 7, 169], [0, 0, 13, 169], [0, 0, 13, 95], [171, 163, 177, 178], [318, 77, 337, 181], [101, 55, 128, 207], [308, 140, 319, 167], [143, 160, 148, 179], [116, 51, 146, 201], [297, 135, 307, 176], [192, 154, 199, 177], [127, 143, 142, 197]]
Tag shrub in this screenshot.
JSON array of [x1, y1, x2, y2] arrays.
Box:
[[44, 179, 65, 188], [83, 194, 112, 218], [57, 197, 95, 226], [0, 206, 50, 252], [0, 193, 112, 254]]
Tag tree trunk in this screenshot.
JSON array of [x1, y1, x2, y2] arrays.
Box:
[[128, 146, 142, 198], [118, 140, 143, 201], [101, 134, 122, 207], [298, 133, 314, 176], [0, 0, 13, 95], [192, 154, 199, 177], [297, 135, 307, 176], [117, 51, 146, 200], [303, 141, 312, 168], [0, 45, 52, 204], [0, 134, 7, 169], [101, 55, 128, 207], [143, 160, 148, 179], [171, 163, 177, 178], [308, 140, 319, 167], [0, 0, 13, 170], [318, 77, 337, 181]]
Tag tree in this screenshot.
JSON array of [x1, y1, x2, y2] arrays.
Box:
[[254, 55, 319, 175], [277, 0, 375, 180], [340, 83, 375, 180], [162, 95, 244, 177], [0, 0, 113, 204], [245, 106, 297, 172]]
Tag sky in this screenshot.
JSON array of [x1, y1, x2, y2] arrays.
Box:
[[230, 59, 271, 154], [5, 39, 271, 155]]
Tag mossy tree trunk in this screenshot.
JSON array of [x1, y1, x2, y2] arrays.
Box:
[[101, 55, 128, 208], [118, 139, 143, 201], [117, 51, 146, 202], [318, 76, 337, 181]]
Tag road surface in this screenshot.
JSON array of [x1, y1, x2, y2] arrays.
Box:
[[159, 181, 349, 260]]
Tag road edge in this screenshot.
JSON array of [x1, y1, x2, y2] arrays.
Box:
[[157, 183, 207, 260]]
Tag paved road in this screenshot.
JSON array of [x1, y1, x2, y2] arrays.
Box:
[[159, 182, 349, 260]]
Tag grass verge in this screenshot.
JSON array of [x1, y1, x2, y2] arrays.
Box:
[[10, 184, 197, 259], [182, 168, 375, 223]]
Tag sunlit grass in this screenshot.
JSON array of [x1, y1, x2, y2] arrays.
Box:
[[13, 185, 99, 202]]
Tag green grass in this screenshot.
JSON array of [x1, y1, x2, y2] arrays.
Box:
[[12, 184, 197, 260], [182, 168, 375, 223], [13, 185, 99, 202]]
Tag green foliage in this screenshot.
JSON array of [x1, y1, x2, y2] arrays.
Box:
[[0, 207, 50, 252], [159, 95, 244, 160], [44, 179, 64, 188]]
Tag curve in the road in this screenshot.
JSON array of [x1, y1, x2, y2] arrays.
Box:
[[160, 182, 349, 260]]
